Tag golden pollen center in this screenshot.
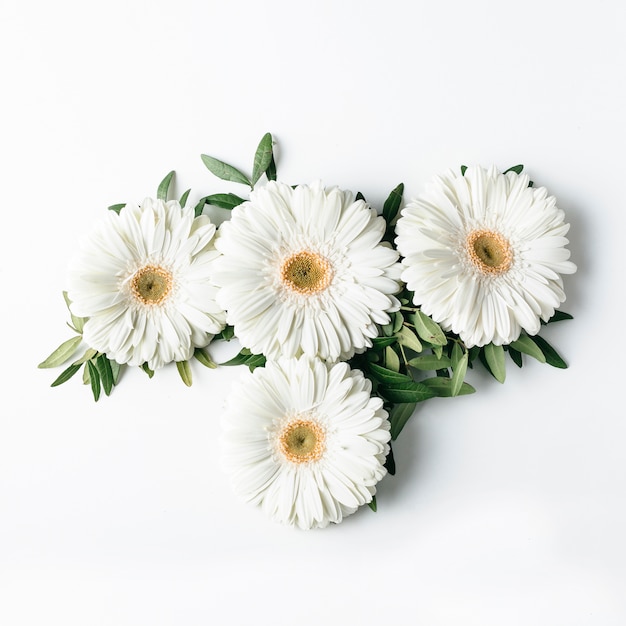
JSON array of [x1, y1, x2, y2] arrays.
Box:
[[279, 419, 326, 464], [280, 251, 333, 295], [131, 265, 173, 305], [466, 230, 513, 275]]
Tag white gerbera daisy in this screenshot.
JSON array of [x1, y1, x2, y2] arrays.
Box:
[[213, 180, 402, 362], [221, 356, 391, 529], [67, 198, 226, 370], [395, 166, 577, 347]]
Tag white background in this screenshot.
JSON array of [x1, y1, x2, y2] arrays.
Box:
[[1, 1, 625, 624]]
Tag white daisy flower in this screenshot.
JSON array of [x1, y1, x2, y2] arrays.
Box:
[[67, 198, 226, 370], [221, 356, 391, 530], [395, 165, 577, 347], [213, 180, 402, 362]]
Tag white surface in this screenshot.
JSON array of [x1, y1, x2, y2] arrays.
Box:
[[1, 1, 625, 624]]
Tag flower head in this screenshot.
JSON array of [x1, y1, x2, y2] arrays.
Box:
[[221, 356, 391, 529], [213, 180, 402, 362], [67, 198, 226, 370], [395, 166, 577, 347]]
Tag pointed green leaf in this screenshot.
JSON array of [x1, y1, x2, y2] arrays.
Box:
[[62, 291, 86, 334], [86, 359, 101, 401], [356, 192, 366, 202], [384, 444, 395, 475], [385, 346, 400, 372], [201, 154, 252, 187], [38, 336, 83, 369], [50, 363, 82, 387], [450, 351, 468, 396], [176, 360, 193, 387], [460, 165, 468, 175], [396, 326, 423, 353], [72, 348, 98, 366], [108, 203, 125, 214], [408, 354, 452, 371], [378, 382, 437, 404], [215, 325, 235, 342], [421, 376, 475, 397], [483, 343, 506, 382], [388, 403, 417, 440], [413, 311, 447, 346], [265, 153, 277, 181], [530, 335, 568, 368], [382, 183, 404, 224], [157, 170, 175, 201], [95, 354, 114, 396], [368, 495, 377, 512], [179, 188, 191, 208], [503, 164, 524, 175], [141, 362, 154, 378], [203, 193, 247, 210], [194, 347, 217, 369], [370, 336, 398, 349], [510, 334, 546, 363], [110, 360, 121, 384], [251, 133, 274, 187], [367, 363, 412, 385], [508, 347, 523, 368], [544, 310, 573, 324]]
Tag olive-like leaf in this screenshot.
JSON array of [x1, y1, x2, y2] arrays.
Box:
[[450, 351, 468, 396], [385, 346, 400, 372], [203, 193, 247, 210], [483, 343, 506, 382], [367, 495, 377, 512], [460, 165, 468, 175], [86, 359, 101, 401], [378, 382, 437, 404], [108, 203, 125, 214], [420, 376, 475, 397], [408, 354, 452, 371], [412, 311, 447, 346], [140, 363, 154, 378], [38, 336, 83, 369], [95, 354, 114, 396], [265, 153, 277, 181], [388, 403, 418, 440], [530, 335, 568, 368], [176, 360, 193, 387], [366, 363, 412, 385], [62, 291, 86, 334], [201, 154, 252, 187], [382, 183, 404, 224], [396, 326, 422, 353], [50, 363, 82, 387], [110, 360, 121, 385], [251, 133, 274, 187], [543, 310, 573, 324], [157, 170, 175, 201], [179, 188, 191, 208], [194, 347, 217, 369], [509, 334, 546, 363], [370, 336, 398, 349], [503, 164, 524, 175]]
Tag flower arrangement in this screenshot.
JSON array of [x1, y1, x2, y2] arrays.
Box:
[[39, 133, 576, 529]]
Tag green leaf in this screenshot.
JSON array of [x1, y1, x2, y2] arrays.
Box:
[[194, 347, 217, 369], [388, 403, 417, 440], [367, 363, 412, 385], [176, 360, 193, 387], [412, 311, 447, 346], [203, 193, 247, 210], [396, 326, 423, 353], [95, 354, 114, 396], [483, 343, 506, 383], [179, 188, 191, 208], [368, 495, 377, 512], [201, 154, 252, 187], [385, 346, 400, 372], [544, 310, 573, 324], [251, 133, 274, 187], [110, 360, 121, 384], [378, 382, 437, 404], [508, 347, 523, 368], [460, 165, 468, 175], [265, 153, 277, 181], [356, 191, 366, 202], [530, 335, 568, 368], [38, 336, 83, 368], [72, 347, 98, 366], [157, 170, 175, 201], [220, 349, 266, 370], [407, 354, 452, 371], [382, 183, 404, 225], [86, 359, 101, 401], [384, 444, 396, 475], [392, 312, 404, 334], [450, 351, 469, 396], [62, 291, 86, 334], [215, 325, 235, 341], [108, 203, 125, 214], [50, 363, 82, 387], [509, 334, 546, 363], [141, 363, 154, 378], [421, 376, 475, 397], [503, 164, 524, 175], [370, 336, 398, 349]]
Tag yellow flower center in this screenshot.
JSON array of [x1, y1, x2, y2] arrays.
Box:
[[280, 251, 333, 295], [279, 418, 326, 464], [466, 229, 513, 275], [131, 265, 173, 305]]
